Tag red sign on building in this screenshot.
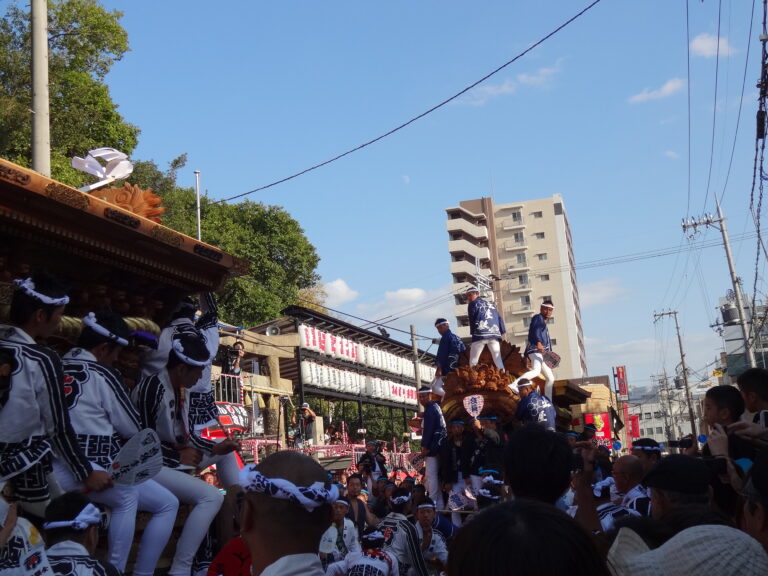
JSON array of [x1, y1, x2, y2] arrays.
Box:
[[585, 412, 613, 447], [630, 414, 640, 438], [615, 365, 628, 398]]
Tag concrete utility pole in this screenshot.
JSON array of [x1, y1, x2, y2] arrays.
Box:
[[194, 170, 202, 241], [410, 324, 420, 389], [682, 200, 757, 368], [31, 0, 51, 176], [653, 311, 698, 439]]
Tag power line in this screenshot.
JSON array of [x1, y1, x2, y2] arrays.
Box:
[[702, 0, 724, 212], [213, 0, 605, 205]]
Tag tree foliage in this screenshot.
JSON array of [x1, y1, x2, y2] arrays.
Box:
[[129, 157, 323, 327], [0, 0, 138, 186]]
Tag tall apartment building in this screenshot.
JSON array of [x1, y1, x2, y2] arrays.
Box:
[[445, 194, 587, 380]]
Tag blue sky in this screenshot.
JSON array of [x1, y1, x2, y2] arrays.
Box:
[[14, 0, 765, 392]]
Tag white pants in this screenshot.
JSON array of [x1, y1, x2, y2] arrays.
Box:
[[154, 466, 224, 576], [516, 352, 555, 399], [469, 339, 504, 370], [449, 472, 465, 525], [425, 456, 444, 510], [53, 460, 179, 576]]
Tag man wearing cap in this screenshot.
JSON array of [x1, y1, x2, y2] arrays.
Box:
[[642, 454, 713, 520], [433, 318, 465, 397], [465, 286, 506, 371], [419, 386, 447, 511], [296, 402, 316, 447], [511, 300, 555, 398], [515, 378, 556, 431], [319, 499, 361, 569], [240, 451, 338, 576], [0, 272, 112, 518]]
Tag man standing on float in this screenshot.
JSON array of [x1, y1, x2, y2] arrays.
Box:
[[466, 286, 506, 371], [511, 300, 555, 399]]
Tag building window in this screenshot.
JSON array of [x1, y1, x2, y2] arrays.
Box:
[[653, 411, 662, 419], [541, 295, 552, 303], [550, 338, 557, 346], [540, 274, 550, 281], [512, 211, 522, 222], [655, 427, 663, 435], [533, 211, 543, 218], [517, 253, 527, 264], [513, 232, 524, 243], [546, 318, 555, 324], [645, 413, 652, 420], [534, 232, 545, 239], [537, 253, 548, 261], [523, 317, 531, 328], [519, 274, 528, 285], [521, 295, 531, 306]]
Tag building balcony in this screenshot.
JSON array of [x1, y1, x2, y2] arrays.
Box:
[[455, 325, 471, 339], [450, 259, 481, 277], [508, 282, 531, 294], [501, 218, 525, 231], [503, 240, 528, 252], [506, 263, 530, 274], [448, 239, 490, 261], [446, 218, 488, 240], [508, 304, 534, 315]]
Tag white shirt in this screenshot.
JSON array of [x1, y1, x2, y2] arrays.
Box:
[[319, 518, 362, 561], [414, 523, 448, 566], [326, 550, 399, 576], [260, 553, 325, 576]]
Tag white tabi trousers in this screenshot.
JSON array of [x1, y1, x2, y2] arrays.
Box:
[[469, 339, 504, 370], [425, 456, 444, 510], [515, 352, 555, 399], [153, 466, 224, 576], [53, 460, 179, 576]]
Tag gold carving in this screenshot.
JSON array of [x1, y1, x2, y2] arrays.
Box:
[[97, 183, 165, 223], [45, 183, 89, 210], [150, 225, 183, 247]]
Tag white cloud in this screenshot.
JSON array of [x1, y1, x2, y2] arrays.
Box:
[[324, 278, 359, 308], [690, 33, 734, 58], [459, 61, 561, 106], [516, 65, 557, 87], [579, 278, 628, 309], [402, 175, 411, 185], [628, 78, 685, 103], [664, 150, 680, 159]]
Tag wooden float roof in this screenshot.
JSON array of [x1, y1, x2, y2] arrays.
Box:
[[0, 158, 247, 293]]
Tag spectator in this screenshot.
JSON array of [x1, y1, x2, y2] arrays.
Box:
[[613, 455, 651, 517], [642, 455, 712, 520], [294, 403, 317, 446], [503, 424, 572, 505], [239, 451, 337, 576], [630, 438, 663, 474], [737, 368, 768, 422], [742, 449, 768, 551], [448, 499, 610, 576]]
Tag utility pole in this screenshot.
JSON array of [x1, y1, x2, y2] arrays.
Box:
[[653, 372, 675, 447], [194, 170, 202, 241], [682, 200, 757, 368], [31, 0, 51, 176], [654, 311, 698, 439], [410, 324, 421, 389]]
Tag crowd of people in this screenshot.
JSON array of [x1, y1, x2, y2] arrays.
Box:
[[3, 273, 768, 575]]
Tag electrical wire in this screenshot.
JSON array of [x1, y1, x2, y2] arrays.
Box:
[[213, 0, 605, 205], [702, 0, 724, 212]]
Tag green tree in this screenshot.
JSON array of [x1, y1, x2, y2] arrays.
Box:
[[129, 156, 323, 327], [0, 0, 138, 186]]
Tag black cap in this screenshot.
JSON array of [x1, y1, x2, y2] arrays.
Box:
[[643, 455, 712, 495]]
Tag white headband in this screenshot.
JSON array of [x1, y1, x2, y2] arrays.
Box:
[[392, 494, 411, 505], [14, 278, 69, 306], [417, 503, 436, 509], [239, 465, 339, 512], [172, 339, 209, 367], [363, 530, 385, 541], [43, 503, 101, 531], [477, 488, 500, 500], [82, 312, 128, 347], [335, 499, 350, 507], [541, 303, 554, 309], [482, 476, 504, 486]]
